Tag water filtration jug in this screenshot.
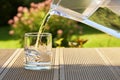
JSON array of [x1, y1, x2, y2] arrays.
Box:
[[50, 0, 120, 38]]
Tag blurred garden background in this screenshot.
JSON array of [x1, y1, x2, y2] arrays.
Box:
[[0, 0, 120, 48]]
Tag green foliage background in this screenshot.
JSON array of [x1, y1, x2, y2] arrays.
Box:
[[0, 0, 44, 26], [5, 2, 120, 48]]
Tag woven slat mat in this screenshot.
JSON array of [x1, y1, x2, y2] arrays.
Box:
[[60, 48, 119, 80], [1, 48, 120, 80], [1, 49, 59, 80]]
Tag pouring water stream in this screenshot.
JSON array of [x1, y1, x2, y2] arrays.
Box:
[[35, 0, 120, 48]]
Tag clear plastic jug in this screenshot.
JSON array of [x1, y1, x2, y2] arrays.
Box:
[[50, 0, 120, 38]]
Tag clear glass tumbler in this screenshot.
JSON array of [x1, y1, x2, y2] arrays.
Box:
[[24, 32, 52, 70]]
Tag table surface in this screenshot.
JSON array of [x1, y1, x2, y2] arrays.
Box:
[[0, 48, 120, 80]]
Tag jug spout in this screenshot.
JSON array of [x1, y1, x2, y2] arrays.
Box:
[[50, 5, 86, 22]]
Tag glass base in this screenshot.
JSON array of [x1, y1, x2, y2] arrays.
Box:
[[24, 65, 51, 70], [24, 62, 51, 70]]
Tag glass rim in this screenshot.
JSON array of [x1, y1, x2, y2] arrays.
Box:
[[25, 32, 52, 36]]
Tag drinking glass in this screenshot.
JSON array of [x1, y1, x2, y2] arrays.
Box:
[[24, 32, 52, 70]]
